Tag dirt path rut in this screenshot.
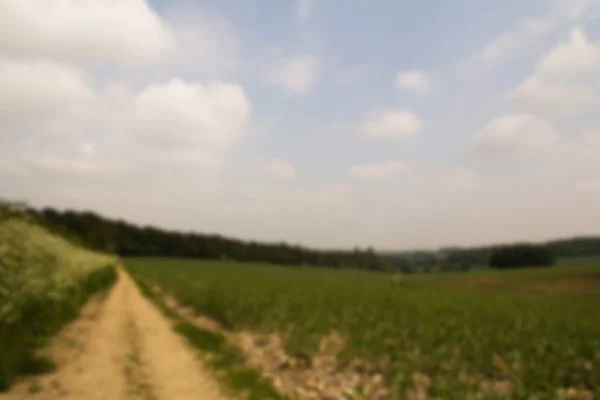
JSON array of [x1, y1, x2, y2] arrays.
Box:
[[0, 269, 227, 400]]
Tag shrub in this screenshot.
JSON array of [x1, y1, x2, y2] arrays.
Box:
[[489, 244, 555, 269]]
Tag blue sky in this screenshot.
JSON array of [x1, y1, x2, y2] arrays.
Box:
[[1, 0, 599, 250]]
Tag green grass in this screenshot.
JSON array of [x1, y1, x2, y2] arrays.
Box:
[[172, 322, 284, 400], [428, 258, 600, 297], [126, 257, 600, 399], [0, 265, 117, 391], [0, 215, 118, 391]]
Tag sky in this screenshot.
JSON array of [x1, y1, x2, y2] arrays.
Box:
[[1, 0, 599, 251]]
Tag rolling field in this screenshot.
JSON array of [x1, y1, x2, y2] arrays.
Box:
[[126, 257, 600, 399]]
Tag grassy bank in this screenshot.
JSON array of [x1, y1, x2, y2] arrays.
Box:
[[0, 216, 117, 390]]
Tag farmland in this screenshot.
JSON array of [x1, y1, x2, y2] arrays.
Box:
[[126, 257, 600, 399]]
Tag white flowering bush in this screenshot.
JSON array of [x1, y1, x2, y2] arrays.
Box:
[[0, 214, 117, 389]]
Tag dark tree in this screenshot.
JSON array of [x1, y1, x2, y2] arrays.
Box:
[[25, 206, 391, 272], [489, 244, 555, 269]]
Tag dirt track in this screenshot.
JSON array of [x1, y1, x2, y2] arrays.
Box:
[[0, 270, 227, 400]]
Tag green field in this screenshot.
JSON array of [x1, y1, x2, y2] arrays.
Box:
[[126, 257, 600, 399]]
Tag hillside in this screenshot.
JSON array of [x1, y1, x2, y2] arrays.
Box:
[[0, 203, 117, 389]]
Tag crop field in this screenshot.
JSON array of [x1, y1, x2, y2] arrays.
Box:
[[126, 257, 600, 399], [0, 214, 117, 390]]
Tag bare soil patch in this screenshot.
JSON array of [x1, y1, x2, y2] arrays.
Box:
[[525, 277, 600, 296], [155, 289, 392, 400]]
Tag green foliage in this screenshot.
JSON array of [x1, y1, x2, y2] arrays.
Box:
[[0, 217, 117, 390], [29, 207, 389, 271], [174, 320, 286, 400], [27, 204, 600, 275], [174, 323, 226, 353], [17, 355, 55, 376], [489, 244, 555, 269], [126, 258, 600, 399], [384, 238, 600, 272]]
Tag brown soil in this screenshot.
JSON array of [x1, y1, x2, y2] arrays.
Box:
[[234, 331, 391, 400], [525, 278, 600, 296], [153, 288, 392, 400], [0, 269, 227, 400]]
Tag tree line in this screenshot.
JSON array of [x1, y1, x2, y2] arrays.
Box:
[[5, 199, 599, 273], [384, 237, 600, 271], [27, 207, 391, 271], [489, 244, 555, 269], [448, 237, 600, 266]]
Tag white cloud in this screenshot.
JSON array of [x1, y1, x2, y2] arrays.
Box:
[[297, 0, 316, 21], [121, 79, 251, 168], [395, 69, 432, 95], [348, 160, 413, 181], [496, 27, 600, 200], [225, 203, 273, 214], [132, 79, 251, 148], [82, 143, 95, 155], [498, 28, 600, 198], [22, 149, 124, 178], [438, 167, 481, 194], [0, 58, 95, 130], [265, 182, 352, 206], [165, 7, 239, 74], [576, 179, 600, 193], [0, 70, 252, 178], [463, 16, 554, 71], [263, 159, 296, 180], [537, 28, 600, 76], [3, 0, 600, 250], [0, 0, 173, 65], [471, 114, 559, 157], [549, 131, 600, 182], [265, 54, 320, 95], [0, 159, 25, 176], [360, 109, 422, 138], [507, 28, 600, 116], [462, 1, 599, 71], [322, 108, 422, 140], [560, 132, 600, 162], [336, 66, 363, 87]]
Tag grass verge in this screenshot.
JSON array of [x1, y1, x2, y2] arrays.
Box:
[[129, 273, 287, 400], [0, 265, 117, 391]]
